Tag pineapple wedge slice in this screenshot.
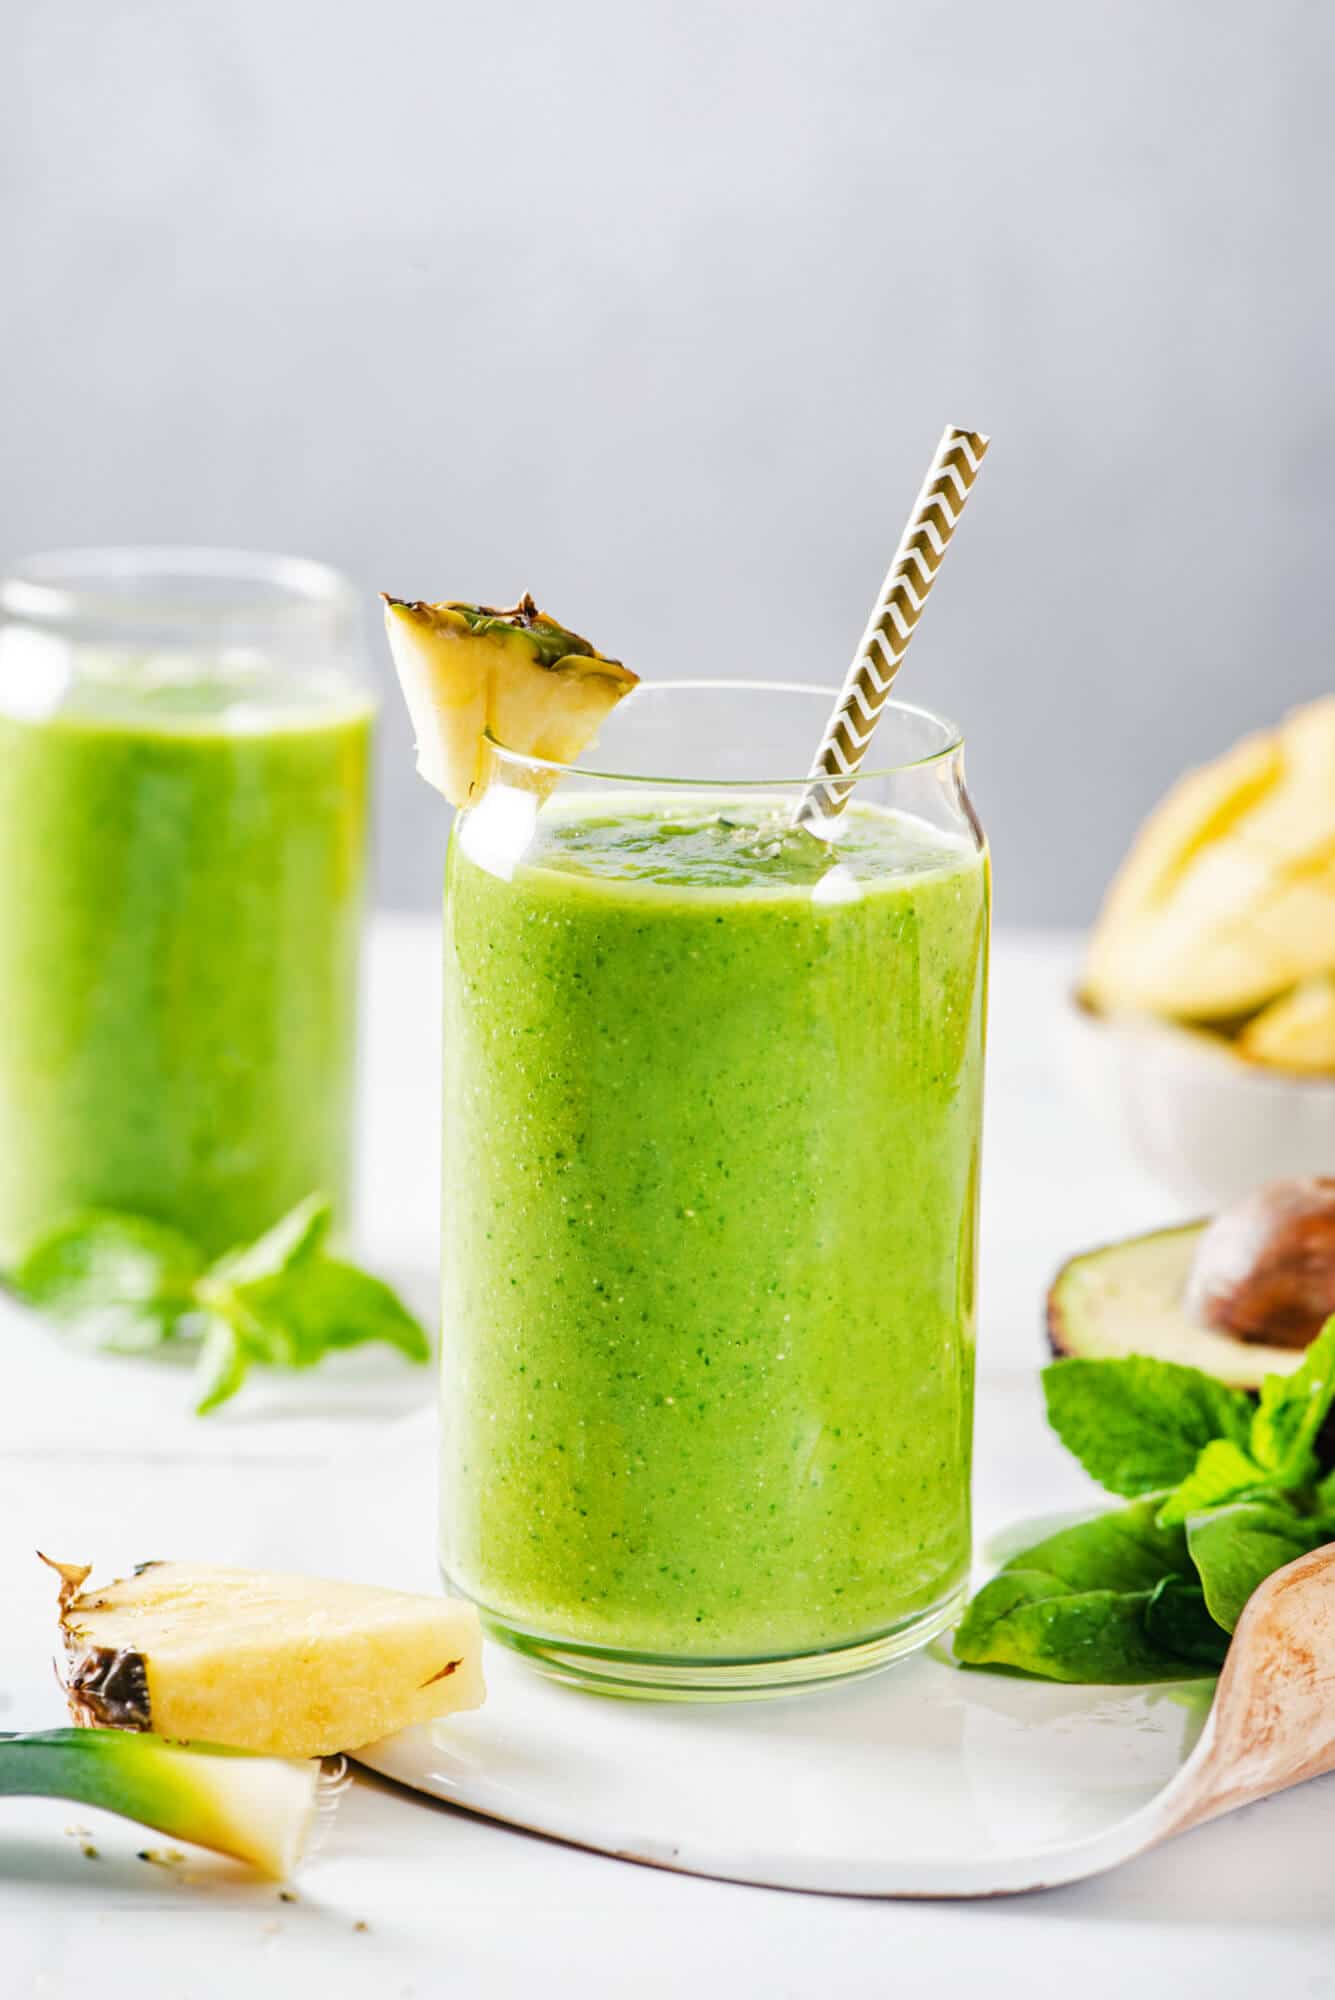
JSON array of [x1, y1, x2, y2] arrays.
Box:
[[48, 1558, 484, 1759], [1239, 974, 1335, 1073], [383, 591, 638, 807], [0, 1728, 326, 1879]]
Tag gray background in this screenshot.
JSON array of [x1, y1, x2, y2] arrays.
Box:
[[3, 0, 1332, 923]]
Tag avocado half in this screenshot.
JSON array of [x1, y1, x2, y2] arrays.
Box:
[[1046, 1222, 1309, 1391]]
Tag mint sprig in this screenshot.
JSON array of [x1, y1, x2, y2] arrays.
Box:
[[9, 1197, 430, 1415], [957, 1315, 1335, 1683], [1040, 1356, 1254, 1497]]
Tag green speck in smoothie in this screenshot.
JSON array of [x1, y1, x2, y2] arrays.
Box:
[[440, 796, 988, 1660]]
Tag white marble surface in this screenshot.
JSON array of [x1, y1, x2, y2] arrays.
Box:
[[0, 919, 1329, 1997]]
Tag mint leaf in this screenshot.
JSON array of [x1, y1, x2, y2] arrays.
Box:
[[1143, 1577, 1230, 1668], [954, 1570, 1198, 1683], [10, 1195, 429, 1414], [205, 1194, 331, 1288], [1186, 1499, 1325, 1632], [1155, 1438, 1271, 1527], [1249, 1316, 1335, 1489], [11, 1212, 202, 1354], [221, 1259, 430, 1373], [193, 1314, 249, 1415], [1042, 1356, 1254, 1497]]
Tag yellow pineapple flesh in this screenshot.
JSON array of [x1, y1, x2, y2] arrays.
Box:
[[1084, 698, 1335, 1020], [50, 1558, 484, 1758], [1239, 974, 1335, 1073], [382, 591, 638, 807]]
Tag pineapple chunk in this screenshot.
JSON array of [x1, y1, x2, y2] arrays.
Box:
[[1085, 698, 1335, 1020], [48, 1558, 484, 1759], [0, 1728, 326, 1880], [1239, 975, 1335, 1073], [383, 591, 638, 807]]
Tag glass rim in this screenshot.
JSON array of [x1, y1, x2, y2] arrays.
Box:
[[483, 679, 965, 788], [0, 545, 358, 632]]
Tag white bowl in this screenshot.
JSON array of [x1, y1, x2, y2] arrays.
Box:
[[1064, 997, 1335, 1207]]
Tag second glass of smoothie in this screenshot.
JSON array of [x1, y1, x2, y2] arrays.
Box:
[[0, 549, 373, 1265], [441, 683, 988, 1696]]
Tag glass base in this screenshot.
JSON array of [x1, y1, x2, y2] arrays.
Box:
[[447, 1574, 967, 1703]]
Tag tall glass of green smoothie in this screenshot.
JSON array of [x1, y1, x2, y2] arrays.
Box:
[[441, 682, 988, 1696], [0, 549, 373, 1264]]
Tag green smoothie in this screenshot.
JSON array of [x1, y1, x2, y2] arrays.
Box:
[[0, 665, 372, 1262], [441, 795, 988, 1666]]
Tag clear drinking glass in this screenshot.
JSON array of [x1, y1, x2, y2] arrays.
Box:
[[0, 548, 374, 1263], [440, 682, 989, 1697]]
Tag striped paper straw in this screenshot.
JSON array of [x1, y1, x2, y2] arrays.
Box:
[[793, 425, 989, 830]]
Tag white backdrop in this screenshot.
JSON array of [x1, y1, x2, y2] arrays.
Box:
[[2, 0, 1332, 920]]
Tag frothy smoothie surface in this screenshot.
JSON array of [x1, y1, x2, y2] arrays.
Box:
[[441, 796, 988, 1663]]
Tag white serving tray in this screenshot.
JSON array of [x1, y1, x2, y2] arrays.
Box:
[[0, 1295, 1230, 1898], [358, 1638, 1215, 1898]]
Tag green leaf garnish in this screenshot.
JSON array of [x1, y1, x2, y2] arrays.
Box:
[[1185, 1499, 1326, 1633], [959, 1316, 1335, 1685], [953, 1499, 1208, 1682], [205, 1258, 430, 1378], [192, 1313, 250, 1417], [1154, 1438, 1270, 1527], [10, 1197, 430, 1415], [981, 1497, 1193, 1594], [205, 1193, 332, 1289], [10, 1212, 203, 1354], [1042, 1355, 1254, 1497], [1248, 1315, 1335, 1489], [1142, 1576, 1231, 1669]]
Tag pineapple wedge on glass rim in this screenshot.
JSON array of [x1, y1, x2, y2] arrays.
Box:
[[47, 1557, 484, 1760], [382, 592, 638, 807]]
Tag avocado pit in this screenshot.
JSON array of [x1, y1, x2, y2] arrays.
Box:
[[1184, 1177, 1335, 1349], [1048, 1176, 1335, 1397]]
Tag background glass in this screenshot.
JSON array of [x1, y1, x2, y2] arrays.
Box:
[[0, 548, 374, 1263]]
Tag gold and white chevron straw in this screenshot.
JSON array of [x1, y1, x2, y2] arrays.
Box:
[[793, 424, 989, 830]]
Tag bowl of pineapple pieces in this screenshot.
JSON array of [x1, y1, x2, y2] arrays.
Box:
[[1069, 696, 1335, 1205]]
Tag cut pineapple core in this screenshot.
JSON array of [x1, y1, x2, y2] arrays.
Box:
[[48, 1558, 484, 1759], [382, 591, 638, 807]]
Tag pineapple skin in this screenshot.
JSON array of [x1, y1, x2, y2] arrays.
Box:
[[56, 1561, 485, 1759], [0, 1728, 322, 1880]]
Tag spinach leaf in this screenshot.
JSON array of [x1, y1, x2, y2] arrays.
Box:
[[1186, 1500, 1325, 1632], [954, 1569, 1200, 1683], [953, 1500, 1207, 1682], [1143, 1576, 1230, 1668]]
